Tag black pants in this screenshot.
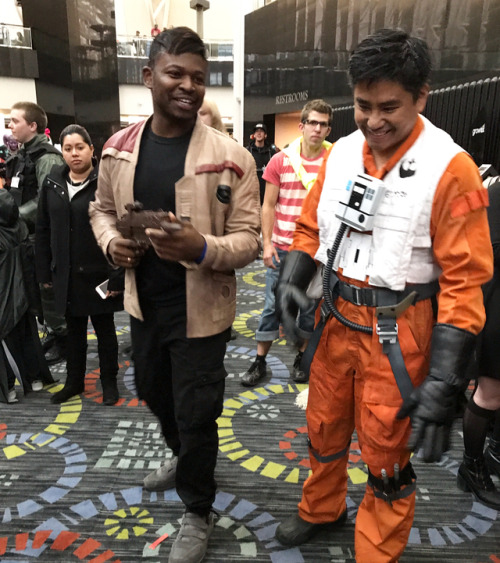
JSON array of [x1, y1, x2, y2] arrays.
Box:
[[40, 284, 67, 336], [66, 313, 118, 385], [257, 173, 266, 205], [3, 312, 53, 393], [131, 303, 228, 514]]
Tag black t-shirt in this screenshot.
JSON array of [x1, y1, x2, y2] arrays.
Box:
[[133, 123, 191, 306]]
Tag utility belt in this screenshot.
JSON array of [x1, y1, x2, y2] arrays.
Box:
[[332, 274, 440, 310], [303, 271, 440, 401]]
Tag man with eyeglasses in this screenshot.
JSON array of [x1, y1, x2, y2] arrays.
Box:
[[241, 99, 332, 387]]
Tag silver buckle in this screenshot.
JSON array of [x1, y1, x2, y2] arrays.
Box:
[[351, 286, 363, 306], [376, 322, 398, 345]]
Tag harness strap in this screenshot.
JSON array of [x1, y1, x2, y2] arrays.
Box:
[[301, 273, 439, 395], [300, 301, 332, 378], [333, 276, 440, 307], [300, 269, 340, 377], [375, 291, 415, 401], [334, 273, 439, 401], [308, 438, 349, 463]]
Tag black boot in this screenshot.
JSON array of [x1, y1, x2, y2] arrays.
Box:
[[275, 510, 347, 546], [51, 358, 84, 404], [485, 439, 500, 479], [292, 351, 308, 383], [457, 453, 500, 509], [51, 383, 85, 404], [101, 376, 119, 406], [40, 331, 56, 352], [45, 335, 67, 365]]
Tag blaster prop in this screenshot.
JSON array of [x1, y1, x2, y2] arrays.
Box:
[[116, 201, 181, 245]]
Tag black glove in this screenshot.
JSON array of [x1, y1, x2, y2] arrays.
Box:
[[397, 323, 476, 462], [275, 250, 317, 346]]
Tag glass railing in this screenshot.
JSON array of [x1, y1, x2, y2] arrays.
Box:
[[0, 24, 32, 49], [117, 34, 153, 57], [116, 35, 233, 61], [205, 41, 233, 61]]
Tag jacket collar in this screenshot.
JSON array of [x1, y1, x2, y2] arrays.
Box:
[[22, 133, 51, 153], [47, 162, 99, 187]]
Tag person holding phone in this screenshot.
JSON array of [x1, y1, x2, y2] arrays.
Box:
[[35, 124, 124, 406]]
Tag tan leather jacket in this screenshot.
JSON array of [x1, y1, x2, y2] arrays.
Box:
[[89, 117, 261, 338]]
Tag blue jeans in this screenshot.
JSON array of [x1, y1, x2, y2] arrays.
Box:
[[256, 248, 316, 342]]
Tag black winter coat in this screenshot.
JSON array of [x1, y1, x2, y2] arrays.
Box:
[[0, 189, 29, 339], [245, 141, 278, 173], [35, 163, 124, 317]]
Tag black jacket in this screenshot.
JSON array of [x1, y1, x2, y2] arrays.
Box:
[[0, 189, 29, 339], [245, 141, 278, 173], [35, 163, 124, 317], [6, 134, 63, 233]]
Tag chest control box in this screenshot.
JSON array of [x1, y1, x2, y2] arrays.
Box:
[[335, 173, 386, 232]]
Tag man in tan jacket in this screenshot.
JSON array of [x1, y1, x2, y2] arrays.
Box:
[[89, 27, 260, 563]]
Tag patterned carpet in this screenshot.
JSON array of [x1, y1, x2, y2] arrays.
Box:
[[2, 259, 500, 562]]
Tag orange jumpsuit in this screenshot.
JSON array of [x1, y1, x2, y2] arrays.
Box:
[[290, 117, 493, 562]]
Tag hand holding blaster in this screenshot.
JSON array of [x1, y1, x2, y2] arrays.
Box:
[[116, 201, 181, 246]]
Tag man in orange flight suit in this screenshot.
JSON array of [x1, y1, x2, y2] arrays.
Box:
[[273, 29, 493, 562]]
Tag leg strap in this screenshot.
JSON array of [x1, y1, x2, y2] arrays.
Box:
[[307, 437, 349, 463], [367, 463, 416, 506]]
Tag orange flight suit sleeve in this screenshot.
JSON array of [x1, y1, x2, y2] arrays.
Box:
[[290, 145, 334, 259], [431, 151, 493, 334]]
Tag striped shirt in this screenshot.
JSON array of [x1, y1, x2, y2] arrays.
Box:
[[263, 146, 326, 249]]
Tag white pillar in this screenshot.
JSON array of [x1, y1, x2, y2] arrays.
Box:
[[196, 7, 204, 37], [189, 1, 210, 39]]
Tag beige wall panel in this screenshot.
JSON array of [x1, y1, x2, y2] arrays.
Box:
[[275, 111, 301, 150]]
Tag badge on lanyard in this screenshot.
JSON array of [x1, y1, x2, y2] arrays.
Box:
[[11, 175, 20, 188]]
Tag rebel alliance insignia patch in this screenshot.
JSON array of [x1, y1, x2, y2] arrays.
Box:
[[400, 158, 417, 178]]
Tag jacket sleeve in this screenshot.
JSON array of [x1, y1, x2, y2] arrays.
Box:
[[36, 153, 64, 188], [192, 151, 261, 271], [107, 265, 125, 291], [89, 155, 122, 260], [431, 151, 493, 334], [289, 145, 333, 260], [34, 182, 53, 284]]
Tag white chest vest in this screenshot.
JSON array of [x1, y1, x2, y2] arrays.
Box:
[[316, 116, 462, 291]]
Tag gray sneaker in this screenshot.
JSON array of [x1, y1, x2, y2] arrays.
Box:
[[169, 511, 215, 563], [168, 512, 215, 563], [143, 456, 178, 491]]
